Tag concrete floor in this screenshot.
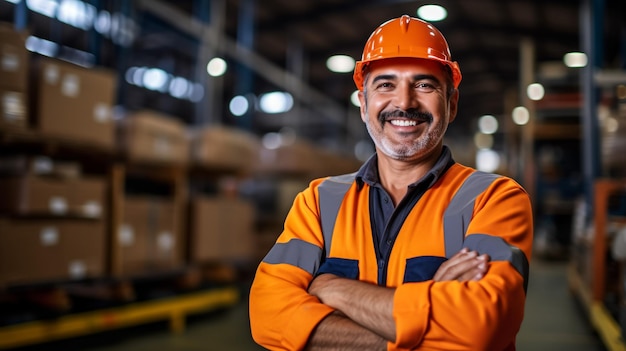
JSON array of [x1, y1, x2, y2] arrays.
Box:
[[12, 259, 607, 351], [516, 259, 606, 351]]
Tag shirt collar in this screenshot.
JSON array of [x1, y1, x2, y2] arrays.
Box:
[[355, 145, 455, 190]]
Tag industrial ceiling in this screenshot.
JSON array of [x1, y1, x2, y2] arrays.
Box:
[[1, 0, 624, 154], [157, 0, 624, 147]]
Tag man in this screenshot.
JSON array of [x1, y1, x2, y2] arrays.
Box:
[[249, 15, 532, 351]]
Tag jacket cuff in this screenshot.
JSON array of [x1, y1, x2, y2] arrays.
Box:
[[392, 282, 432, 349], [283, 303, 335, 350]]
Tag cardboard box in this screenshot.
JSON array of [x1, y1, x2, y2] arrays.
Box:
[[118, 110, 189, 165], [0, 89, 27, 129], [0, 175, 71, 215], [116, 196, 182, 276], [254, 139, 363, 177], [309, 149, 363, 178], [0, 155, 81, 177], [254, 140, 317, 175], [32, 57, 116, 148], [191, 126, 259, 172], [0, 23, 29, 129], [0, 23, 29, 91], [72, 176, 106, 218], [0, 175, 106, 218], [116, 198, 150, 275], [0, 218, 106, 287], [190, 196, 255, 263]]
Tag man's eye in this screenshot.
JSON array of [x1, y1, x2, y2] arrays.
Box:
[[415, 83, 435, 92], [377, 82, 393, 89]]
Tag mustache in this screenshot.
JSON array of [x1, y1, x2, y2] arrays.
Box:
[[379, 109, 433, 123]]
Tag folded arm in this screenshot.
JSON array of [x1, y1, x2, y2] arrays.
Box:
[[307, 249, 490, 346], [305, 312, 387, 351]]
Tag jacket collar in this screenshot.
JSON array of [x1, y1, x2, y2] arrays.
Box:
[[355, 145, 455, 190]]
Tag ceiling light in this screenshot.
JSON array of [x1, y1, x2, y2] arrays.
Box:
[[142, 68, 168, 91], [417, 5, 448, 22], [478, 115, 499, 134], [25, 35, 58, 57], [207, 57, 227, 76], [326, 55, 355, 73], [350, 90, 361, 107], [259, 91, 294, 114], [124, 67, 137, 85], [476, 149, 500, 173], [188, 83, 204, 102], [512, 106, 530, 125], [131, 67, 146, 86], [229, 95, 250, 116], [527, 83, 545, 101], [563, 52, 588, 68], [169, 77, 189, 98]]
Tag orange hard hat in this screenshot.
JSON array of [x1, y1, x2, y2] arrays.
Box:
[[353, 15, 462, 91]]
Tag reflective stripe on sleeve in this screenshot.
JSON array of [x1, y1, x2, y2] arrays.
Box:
[[318, 173, 356, 258], [443, 171, 500, 258], [262, 239, 323, 276], [464, 233, 530, 292]]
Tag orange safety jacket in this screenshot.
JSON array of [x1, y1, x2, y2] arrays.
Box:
[[249, 158, 533, 351]]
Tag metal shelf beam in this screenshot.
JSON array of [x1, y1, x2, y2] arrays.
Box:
[[0, 286, 239, 350]]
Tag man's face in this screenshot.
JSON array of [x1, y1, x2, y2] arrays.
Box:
[[358, 57, 459, 161]]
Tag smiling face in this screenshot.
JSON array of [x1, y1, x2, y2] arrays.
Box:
[[358, 57, 459, 162]]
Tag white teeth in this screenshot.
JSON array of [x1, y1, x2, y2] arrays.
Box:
[[389, 120, 418, 126]]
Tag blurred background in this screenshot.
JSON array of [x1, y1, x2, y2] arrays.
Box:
[[0, 0, 625, 350]]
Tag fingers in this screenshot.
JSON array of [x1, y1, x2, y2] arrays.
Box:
[[433, 249, 477, 280], [457, 254, 489, 281], [308, 273, 339, 301], [433, 250, 490, 282]]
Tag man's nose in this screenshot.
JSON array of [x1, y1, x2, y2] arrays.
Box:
[[394, 83, 418, 110]]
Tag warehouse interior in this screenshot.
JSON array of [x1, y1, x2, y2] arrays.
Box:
[[0, 0, 625, 350]]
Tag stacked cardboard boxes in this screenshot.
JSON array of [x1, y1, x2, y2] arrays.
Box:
[[0, 23, 29, 130], [0, 156, 107, 287], [0, 174, 105, 217], [0, 219, 105, 287], [254, 140, 317, 176], [190, 125, 259, 173], [0, 155, 81, 178], [118, 110, 190, 165], [31, 56, 117, 149], [310, 148, 363, 178], [114, 195, 183, 276], [254, 139, 362, 178], [189, 195, 255, 263]]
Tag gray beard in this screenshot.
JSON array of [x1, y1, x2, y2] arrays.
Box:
[[365, 118, 446, 160]]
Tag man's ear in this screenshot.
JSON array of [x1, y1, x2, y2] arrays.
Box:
[[358, 91, 367, 122], [448, 89, 459, 123]]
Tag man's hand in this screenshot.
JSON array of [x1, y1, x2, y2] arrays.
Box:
[[308, 273, 338, 305], [433, 248, 490, 282]]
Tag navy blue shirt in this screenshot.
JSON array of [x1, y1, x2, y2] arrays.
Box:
[[354, 146, 455, 279]]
